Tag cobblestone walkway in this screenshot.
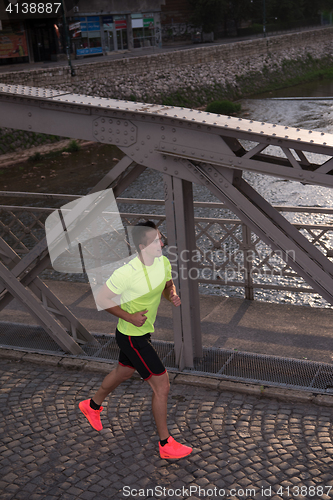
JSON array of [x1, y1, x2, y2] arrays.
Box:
[[1, 358, 333, 500]]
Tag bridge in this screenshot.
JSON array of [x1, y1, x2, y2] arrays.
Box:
[[1, 83, 333, 372]]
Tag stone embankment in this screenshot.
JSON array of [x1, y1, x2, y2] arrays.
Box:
[[1, 26, 333, 155]]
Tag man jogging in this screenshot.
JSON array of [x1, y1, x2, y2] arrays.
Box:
[[79, 221, 192, 460]]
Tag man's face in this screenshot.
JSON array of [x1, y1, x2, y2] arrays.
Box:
[[140, 229, 163, 258]]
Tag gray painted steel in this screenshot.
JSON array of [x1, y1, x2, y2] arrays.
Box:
[[1, 83, 333, 367]]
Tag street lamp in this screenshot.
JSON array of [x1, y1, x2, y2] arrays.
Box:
[[61, 0, 75, 76]]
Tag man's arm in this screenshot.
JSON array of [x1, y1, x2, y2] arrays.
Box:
[[96, 284, 148, 327], [163, 280, 181, 307]]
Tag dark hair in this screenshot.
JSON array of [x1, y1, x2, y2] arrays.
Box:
[[131, 221, 158, 253]]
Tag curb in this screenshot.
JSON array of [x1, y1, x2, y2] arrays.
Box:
[[2, 346, 333, 407]]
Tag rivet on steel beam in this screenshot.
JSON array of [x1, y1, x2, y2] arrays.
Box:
[[175, 171, 178, 175], [164, 167, 167, 171], [224, 183, 228, 188], [28, 112, 32, 117]]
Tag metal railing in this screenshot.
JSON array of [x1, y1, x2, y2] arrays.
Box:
[[1, 191, 333, 304]]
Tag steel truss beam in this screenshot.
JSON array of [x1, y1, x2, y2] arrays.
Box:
[[1, 84, 333, 366]]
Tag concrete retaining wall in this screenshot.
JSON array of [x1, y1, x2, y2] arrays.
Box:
[[0, 27, 332, 90]]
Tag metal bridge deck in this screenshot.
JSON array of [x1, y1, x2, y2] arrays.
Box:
[[1, 321, 333, 395]]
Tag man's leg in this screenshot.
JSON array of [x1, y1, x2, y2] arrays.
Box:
[[93, 363, 135, 405], [147, 371, 192, 459], [79, 363, 135, 430], [147, 372, 170, 441]]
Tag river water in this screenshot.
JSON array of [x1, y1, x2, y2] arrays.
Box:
[[228, 78, 333, 308]]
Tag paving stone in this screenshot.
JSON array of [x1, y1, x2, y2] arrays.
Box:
[[2, 356, 333, 499]]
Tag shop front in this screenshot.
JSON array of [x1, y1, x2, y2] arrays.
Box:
[[115, 16, 128, 50], [103, 15, 115, 53], [131, 13, 156, 48], [75, 16, 103, 57]]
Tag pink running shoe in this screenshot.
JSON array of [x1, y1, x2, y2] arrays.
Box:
[[159, 436, 192, 459], [79, 399, 103, 431]]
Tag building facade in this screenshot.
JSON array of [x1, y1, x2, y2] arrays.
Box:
[[0, 0, 165, 65]]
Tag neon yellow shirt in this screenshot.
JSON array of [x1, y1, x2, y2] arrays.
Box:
[[106, 255, 172, 336]]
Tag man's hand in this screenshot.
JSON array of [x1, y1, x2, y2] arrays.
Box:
[[170, 288, 181, 307], [130, 309, 148, 327]]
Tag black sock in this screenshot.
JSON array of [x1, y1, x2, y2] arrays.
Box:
[[160, 437, 170, 446], [90, 399, 101, 410]]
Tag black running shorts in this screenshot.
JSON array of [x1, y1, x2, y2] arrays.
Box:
[[116, 328, 166, 380]]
